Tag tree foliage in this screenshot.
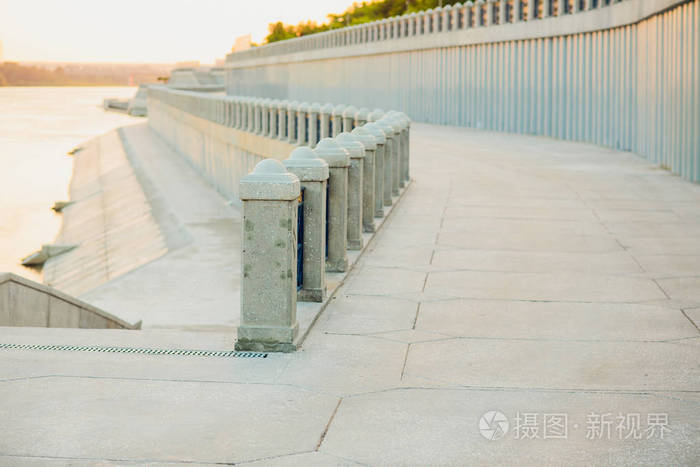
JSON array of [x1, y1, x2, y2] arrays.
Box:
[[264, 0, 462, 43]]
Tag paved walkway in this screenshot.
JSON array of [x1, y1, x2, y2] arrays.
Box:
[[1, 123, 699, 465]]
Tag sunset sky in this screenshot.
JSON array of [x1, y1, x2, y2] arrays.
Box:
[[0, 0, 354, 63]]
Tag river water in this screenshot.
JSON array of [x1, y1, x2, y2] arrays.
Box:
[[0, 87, 139, 282]]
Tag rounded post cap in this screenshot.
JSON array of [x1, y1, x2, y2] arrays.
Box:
[[287, 100, 299, 110], [373, 118, 399, 135], [313, 138, 350, 167], [332, 104, 347, 117], [362, 122, 387, 144], [321, 102, 334, 114], [350, 127, 377, 150], [284, 147, 330, 180], [335, 132, 365, 158], [368, 108, 385, 122], [240, 159, 300, 201], [444, 5, 453, 11], [343, 105, 359, 118], [384, 113, 408, 130], [355, 107, 370, 121], [298, 102, 311, 112], [310, 102, 321, 112]]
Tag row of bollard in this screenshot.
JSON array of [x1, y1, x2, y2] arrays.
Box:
[[206, 95, 396, 148], [236, 110, 411, 352]]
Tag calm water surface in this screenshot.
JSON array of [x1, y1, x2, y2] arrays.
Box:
[[0, 87, 139, 282]]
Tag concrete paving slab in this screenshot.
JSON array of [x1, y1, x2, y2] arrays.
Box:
[[415, 300, 698, 341], [402, 339, 700, 391], [424, 270, 666, 303], [0, 377, 338, 465], [321, 389, 700, 466]]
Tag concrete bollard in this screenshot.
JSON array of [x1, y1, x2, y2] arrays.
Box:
[[278, 100, 289, 141], [261, 99, 270, 136], [269, 100, 279, 138], [332, 104, 346, 137], [351, 127, 378, 233], [287, 101, 299, 143], [386, 113, 408, 188], [320, 103, 334, 139], [236, 159, 300, 353], [368, 108, 385, 122], [297, 102, 310, 146], [309, 103, 321, 148], [372, 118, 398, 205], [247, 98, 255, 133], [362, 122, 387, 218], [283, 147, 329, 302], [254, 98, 263, 135], [342, 105, 358, 132], [379, 116, 402, 196], [388, 111, 411, 183], [335, 133, 365, 250], [314, 138, 350, 272], [356, 107, 371, 127]]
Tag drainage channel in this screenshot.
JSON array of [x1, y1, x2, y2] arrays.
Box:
[[0, 343, 267, 358]]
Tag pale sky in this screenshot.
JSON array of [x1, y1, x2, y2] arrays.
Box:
[[0, 0, 355, 63]]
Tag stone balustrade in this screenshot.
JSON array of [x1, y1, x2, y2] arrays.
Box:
[[227, 0, 631, 63], [147, 86, 411, 352]]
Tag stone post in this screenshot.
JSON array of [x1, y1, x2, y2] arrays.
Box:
[[380, 117, 402, 196], [332, 104, 346, 137], [309, 103, 321, 148], [261, 100, 270, 136], [368, 108, 385, 122], [529, 0, 539, 20], [388, 111, 411, 186], [342, 105, 358, 132], [363, 122, 387, 218], [283, 147, 329, 302], [351, 127, 378, 233], [254, 99, 263, 135], [320, 103, 334, 140], [268, 100, 279, 137], [336, 133, 365, 250], [356, 107, 371, 127], [372, 118, 398, 205], [297, 102, 310, 146], [236, 159, 300, 353], [314, 138, 350, 272], [278, 100, 288, 141], [247, 98, 255, 132], [287, 101, 299, 143]]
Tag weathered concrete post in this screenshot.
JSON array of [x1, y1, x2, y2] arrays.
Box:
[[320, 103, 334, 139], [283, 147, 329, 302], [342, 105, 358, 132], [278, 100, 288, 141], [287, 101, 299, 143], [336, 133, 365, 250], [332, 104, 346, 137], [236, 159, 300, 353], [268, 100, 279, 138], [387, 112, 410, 188], [309, 103, 321, 148], [314, 138, 350, 272], [363, 122, 387, 218], [390, 111, 411, 183], [351, 127, 378, 233], [261, 99, 270, 136], [372, 118, 398, 205], [297, 102, 310, 146], [382, 116, 402, 196], [356, 107, 371, 127], [254, 98, 263, 135], [246, 98, 255, 132]]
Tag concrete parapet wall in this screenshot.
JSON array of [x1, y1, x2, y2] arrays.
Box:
[[148, 96, 296, 202], [226, 0, 699, 182], [0, 273, 140, 329]]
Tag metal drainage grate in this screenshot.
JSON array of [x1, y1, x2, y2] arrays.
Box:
[[0, 343, 267, 358]]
